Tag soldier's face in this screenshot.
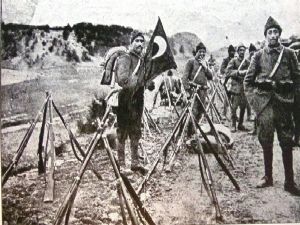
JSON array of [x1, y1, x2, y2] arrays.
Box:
[[237, 47, 246, 59], [131, 36, 145, 55], [229, 50, 235, 58], [196, 49, 206, 59], [249, 50, 255, 58], [266, 28, 280, 46]]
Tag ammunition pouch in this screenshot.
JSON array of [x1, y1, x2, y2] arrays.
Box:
[[254, 80, 294, 93], [275, 81, 294, 94], [255, 80, 275, 91]]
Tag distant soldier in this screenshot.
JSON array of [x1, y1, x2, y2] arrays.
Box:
[[226, 43, 250, 132], [153, 70, 182, 108], [114, 30, 147, 174], [220, 45, 236, 118], [244, 17, 300, 195], [183, 42, 213, 137]]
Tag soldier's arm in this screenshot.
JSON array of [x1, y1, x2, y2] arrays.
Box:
[[226, 58, 238, 78], [204, 62, 213, 80], [244, 52, 260, 89], [220, 58, 228, 75], [182, 59, 193, 90], [238, 60, 250, 77], [175, 78, 181, 94], [290, 50, 300, 91], [115, 55, 136, 89]]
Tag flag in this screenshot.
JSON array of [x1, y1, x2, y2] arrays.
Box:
[[138, 17, 177, 86]]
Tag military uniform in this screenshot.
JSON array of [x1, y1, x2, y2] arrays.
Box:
[[220, 55, 235, 117], [226, 56, 250, 131], [153, 73, 181, 107], [115, 50, 144, 168], [244, 40, 300, 191], [183, 57, 213, 136]]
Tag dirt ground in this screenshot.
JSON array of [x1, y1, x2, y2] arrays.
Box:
[[2, 104, 300, 225], [2, 64, 300, 225]]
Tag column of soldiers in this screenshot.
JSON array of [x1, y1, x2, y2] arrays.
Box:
[[111, 16, 300, 195]]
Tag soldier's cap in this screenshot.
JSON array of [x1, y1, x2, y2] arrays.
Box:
[[264, 16, 282, 36], [196, 42, 206, 52], [249, 43, 257, 52], [237, 42, 246, 51], [228, 44, 235, 52], [130, 30, 145, 43]]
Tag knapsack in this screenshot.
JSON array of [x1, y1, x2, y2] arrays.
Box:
[[100, 46, 128, 85]]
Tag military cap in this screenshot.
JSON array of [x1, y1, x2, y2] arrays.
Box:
[[130, 30, 144, 43], [196, 42, 206, 52], [264, 16, 282, 36], [228, 44, 235, 53], [237, 42, 246, 51], [249, 43, 257, 52]]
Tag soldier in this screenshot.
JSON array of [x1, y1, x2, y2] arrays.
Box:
[[226, 43, 250, 132], [244, 17, 300, 195], [182, 42, 213, 137], [220, 45, 236, 118], [153, 70, 181, 108], [114, 30, 147, 174]]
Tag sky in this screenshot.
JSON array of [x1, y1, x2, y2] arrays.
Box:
[[3, 0, 300, 50]]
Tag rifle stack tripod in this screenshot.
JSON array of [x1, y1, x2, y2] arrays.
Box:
[[137, 80, 239, 221], [3, 78, 238, 223], [2, 90, 157, 225]]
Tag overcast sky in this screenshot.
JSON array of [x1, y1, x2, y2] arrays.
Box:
[[3, 0, 300, 50]]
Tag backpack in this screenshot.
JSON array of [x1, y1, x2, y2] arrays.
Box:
[[100, 46, 128, 85]]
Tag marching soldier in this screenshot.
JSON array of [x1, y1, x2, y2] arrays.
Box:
[[226, 43, 250, 132], [182, 42, 213, 137], [114, 30, 147, 174], [244, 16, 300, 195], [220, 45, 236, 118]]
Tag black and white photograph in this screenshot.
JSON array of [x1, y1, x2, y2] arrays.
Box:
[[1, 0, 300, 224]]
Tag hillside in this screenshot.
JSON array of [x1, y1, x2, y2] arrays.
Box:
[[169, 32, 201, 58], [1, 23, 134, 69]]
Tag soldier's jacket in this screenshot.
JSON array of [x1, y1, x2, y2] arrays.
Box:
[[220, 56, 233, 75], [115, 50, 143, 90], [226, 57, 250, 94], [182, 58, 213, 91], [159, 75, 181, 95], [244, 44, 300, 115], [115, 50, 144, 123]]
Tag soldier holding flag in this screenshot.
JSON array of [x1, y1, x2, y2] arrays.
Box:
[[114, 19, 177, 174], [114, 30, 147, 174]]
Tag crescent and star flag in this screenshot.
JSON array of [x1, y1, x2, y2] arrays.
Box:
[[136, 17, 177, 89]]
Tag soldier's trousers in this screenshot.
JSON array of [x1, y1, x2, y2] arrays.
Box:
[[257, 99, 295, 184], [231, 93, 247, 125], [116, 89, 144, 166], [187, 89, 207, 137]]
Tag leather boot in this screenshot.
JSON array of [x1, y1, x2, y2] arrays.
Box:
[[117, 140, 125, 167], [231, 119, 237, 133], [256, 144, 273, 188], [130, 140, 148, 175], [281, 147, 300, 195], [237, 108, 249, 131]]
